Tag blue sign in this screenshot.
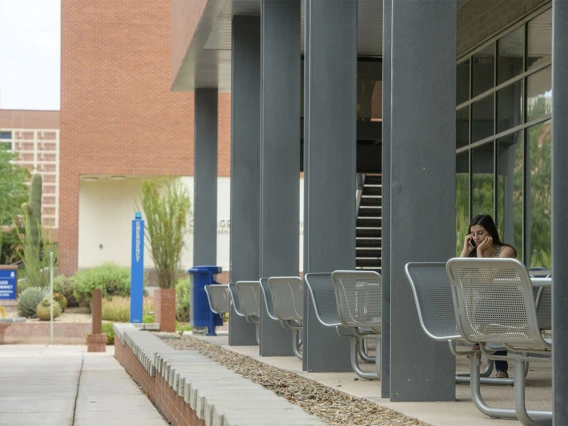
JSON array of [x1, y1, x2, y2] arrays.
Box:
[[0, 269, 17, 300], [130, 214, 144, 323]]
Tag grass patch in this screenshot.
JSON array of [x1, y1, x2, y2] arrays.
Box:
[[102, 296, 153, 322]]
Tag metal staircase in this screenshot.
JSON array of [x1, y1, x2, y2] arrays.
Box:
[[356, 174, 382, 273]]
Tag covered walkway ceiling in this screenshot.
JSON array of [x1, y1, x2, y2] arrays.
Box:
[[172, 0, 383, 92]]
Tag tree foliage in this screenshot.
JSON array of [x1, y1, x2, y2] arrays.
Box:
[[0, 145, 31, 227], [139, 179, 191, 289]]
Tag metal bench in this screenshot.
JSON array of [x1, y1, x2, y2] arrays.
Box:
[[234, 281, 261, 324], [267, 276, 303, 360], [304, 271, 380, 380], [204, 284, 230, 315], [447, 257, 552, 426], [404, 262, 510, 385]]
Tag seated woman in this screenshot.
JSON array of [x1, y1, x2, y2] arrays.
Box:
[[459, 214, 517, 379]]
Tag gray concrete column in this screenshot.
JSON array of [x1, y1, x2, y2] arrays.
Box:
[[388, 0, 456, 401], [381, 0, 392, 399], [302, 0, 356, 372], [259, 0, 301, 356], [193, 89, 218, 267], [552, 1, 568, 421], [229, 16, 261, 346]]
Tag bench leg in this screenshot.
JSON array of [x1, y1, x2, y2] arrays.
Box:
[[292, 329, 302, 360], [358, 338, 375, 363], [513, 360, 552, 426], [350, 336, 380, 380]]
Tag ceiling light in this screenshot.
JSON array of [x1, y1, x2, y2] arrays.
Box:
[[110, 176, 126, 181], [82, 176, 99, 181]]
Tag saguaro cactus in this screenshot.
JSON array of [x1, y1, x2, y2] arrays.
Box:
[[21, 173, 42, 246]]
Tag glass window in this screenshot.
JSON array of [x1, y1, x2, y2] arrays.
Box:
[[497, 131, 523, 261], [456, 151, 469, 256], [472, 142, 494, 218], [497, 80, 523, 133], [457, 107, 469, 149], [527, 9, 552, 70], [472, 44, 495, 97], [472, 94, 494, 142], [526, 121, 552, 269], [0, 131, 11, 140], [457, 59, 470, 105], [498, 27, 524, 84], [527, 66, 552, 122]]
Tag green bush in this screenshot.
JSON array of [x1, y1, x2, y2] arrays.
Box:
[[72, 263, 130, 306], [176, 323, 192, 336], [101, 296, 154, 323], [175, 277, 190, 322], [17, 287, 48, 318], [142, 314, 154, 323], [53, 275, 78, 308], [101, 323, 115, 345]]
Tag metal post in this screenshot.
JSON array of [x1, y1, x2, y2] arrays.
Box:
[[49, 251, 54, 345], [552, 1, 568, 422]]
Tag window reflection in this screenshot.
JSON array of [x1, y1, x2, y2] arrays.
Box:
[[497, 132, 523, 261], [498, 27, 524, 84], [526, 121, 552, 269], [472, 44, 494, 97], [457, 59, 470, 105], [472, 95, 494, 142], [357, 61, 382, 120], [527, 9, 552, 70], [456, 151, 469, 256], [457, 107, 469, 149], [497, 80, 522, 133], [527, 67, 552, 122], [472, 142, 494, 218]]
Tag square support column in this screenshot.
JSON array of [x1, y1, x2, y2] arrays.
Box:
[[552, 1, 568, 421], [302, 0, 357, 372], [258, 0, 301, 356], [229, 16, 261, 346], [193, 89, 218, 266], [388, 0, 456, 401]]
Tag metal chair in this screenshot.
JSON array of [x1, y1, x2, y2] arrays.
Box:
[[331, 270, 382, 380], [234, 280, 262, 344], [267, 276, 303, 360], [404, 262, 507, 384], [447, 257, 552, 426], [228, 283, 245, 317], [204, 284, 230, 315]]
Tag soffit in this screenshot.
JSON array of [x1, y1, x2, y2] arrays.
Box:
[[172, 0, 383, 92]]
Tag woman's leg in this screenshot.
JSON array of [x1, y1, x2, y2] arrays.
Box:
[[494, 350, 508, 377]]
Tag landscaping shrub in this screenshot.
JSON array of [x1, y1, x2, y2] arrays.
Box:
[[53, 275, 78, 307], [72, 263, 130, 306], [142, 314, 154, 324], [17, 287, 48, 318], [36, 296, 61, 320], [102, 296, 154, 322], [101, 323, 115, 345], [53, 292, 67, 312], [175, 277, 190, 322]]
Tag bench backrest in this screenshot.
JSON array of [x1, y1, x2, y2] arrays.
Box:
[[331, 270, 382, 330], [446, 257, 551, 350], [267, 276, 303, 323], [303, 273, 341, 327], [405, 262, 461, 341], [204, 284, 230, 315], [235, 280, 261, 320], [228, 283, 244, 316], [259, 277, 278, 320]]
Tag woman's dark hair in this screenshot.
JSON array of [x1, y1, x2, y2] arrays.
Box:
[[468, 214, 517, 257]]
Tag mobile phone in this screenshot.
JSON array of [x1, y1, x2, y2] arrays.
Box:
[[469, 239, 476, 249]]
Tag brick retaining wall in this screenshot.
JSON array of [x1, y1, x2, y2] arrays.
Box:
[[0, 322, 91, 344], [114, 334, 205, 426]]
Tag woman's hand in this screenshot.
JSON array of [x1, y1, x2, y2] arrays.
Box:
[[460, 234, 475, 257], [476, 236, 493, 256]]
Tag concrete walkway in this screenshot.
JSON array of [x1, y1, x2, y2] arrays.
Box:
[[0, 345, 168, 426]]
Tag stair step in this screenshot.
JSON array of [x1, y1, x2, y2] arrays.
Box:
[[362, 185, 382, 196], [356, 228, 381, 237], [358, 206, 381, 217], [356, 258, 382, 268], [364, 175, 382, 185], [356, 249, 381, 257], [356, 238, 381, 247], [357, 218, 381, 228], [355, 266, 382, 273], [360, 196, 381, 206]]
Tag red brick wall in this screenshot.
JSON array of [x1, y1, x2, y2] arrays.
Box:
[[114, 336, 206, 426], [154, 288, 177, 332], [0, 322, 91, 344], [60, 0, 232, 276]]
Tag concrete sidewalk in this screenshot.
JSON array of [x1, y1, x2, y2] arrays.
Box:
[[0, 345, 168, 426]]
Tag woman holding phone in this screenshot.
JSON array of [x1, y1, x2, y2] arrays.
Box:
[[459, 214, 517, 378]]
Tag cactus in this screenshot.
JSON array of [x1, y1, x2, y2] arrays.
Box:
[[53, 292, 67, 312], [36, 296, 61, 321], [22, 173, 42, 247], [17, 287, 48, 317]]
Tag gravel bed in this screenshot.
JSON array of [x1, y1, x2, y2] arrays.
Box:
[[163, 335, 425, 426]]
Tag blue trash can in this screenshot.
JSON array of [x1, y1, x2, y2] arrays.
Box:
[[187, 266, 224, 335]]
